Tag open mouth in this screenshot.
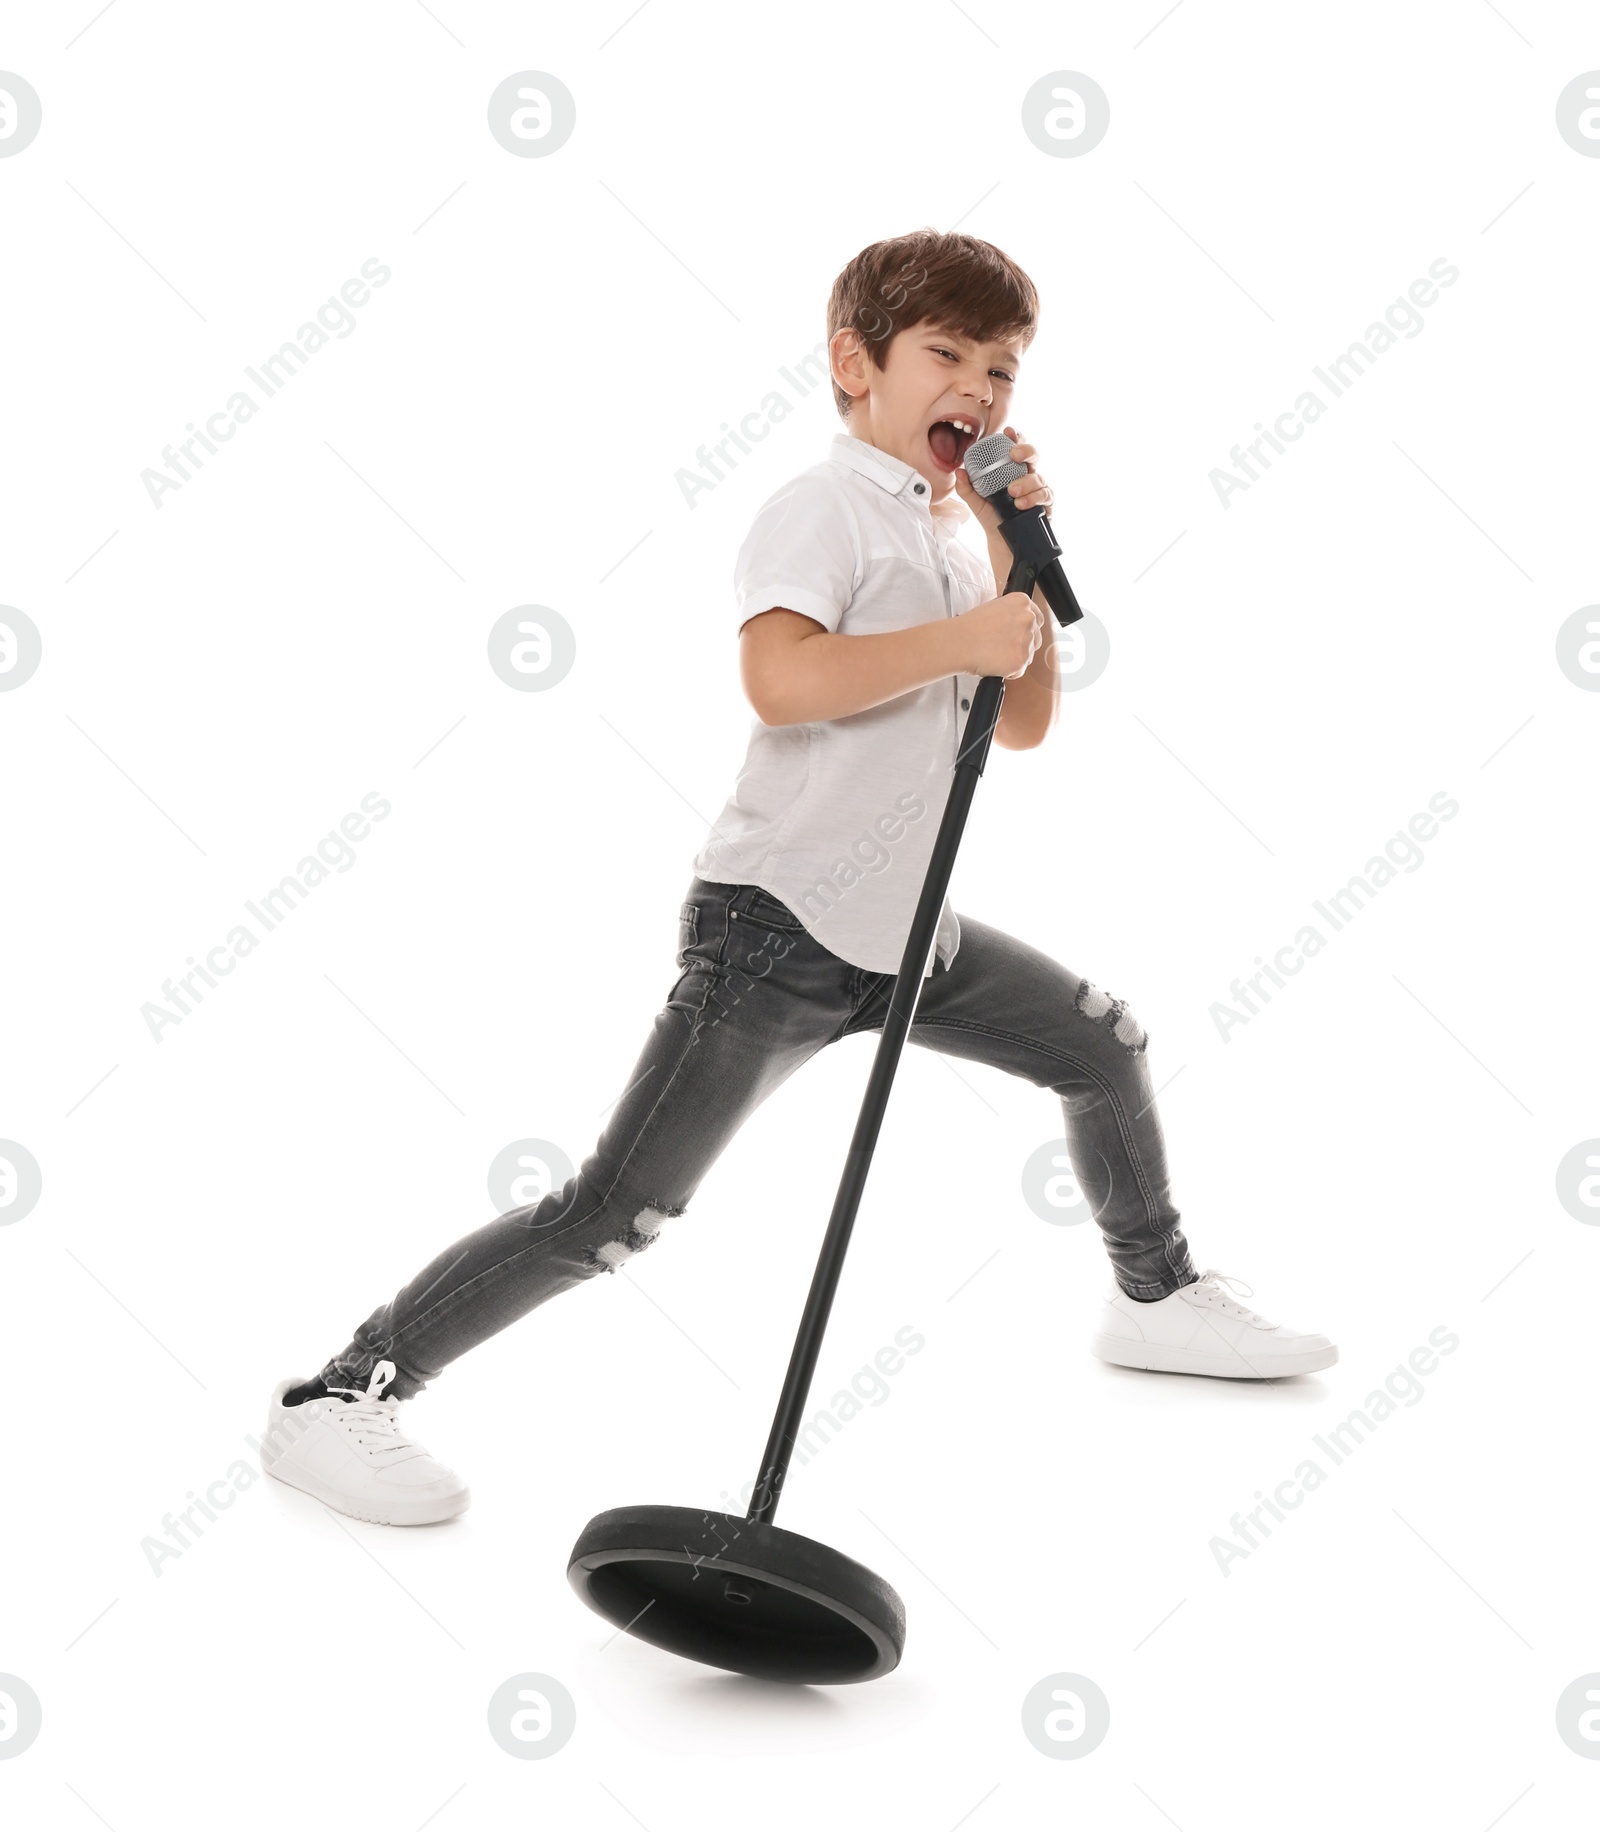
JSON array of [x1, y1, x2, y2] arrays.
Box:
[[927, 415, 981, 473]]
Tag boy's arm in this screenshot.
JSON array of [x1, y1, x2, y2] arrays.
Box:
[[957, 426, 1063, 752], [741, 610, 971, 725], [981, 525, 1059, 753]]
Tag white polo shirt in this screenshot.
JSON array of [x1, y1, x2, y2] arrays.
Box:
[[691, 432, 996, 977]]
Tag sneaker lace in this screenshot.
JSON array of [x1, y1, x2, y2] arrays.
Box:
[[321, 1359, 417, 1453], [1192, 1269, 1277, 1328]]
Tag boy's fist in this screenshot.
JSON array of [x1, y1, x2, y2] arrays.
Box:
[[959, 591, 1043, 680]]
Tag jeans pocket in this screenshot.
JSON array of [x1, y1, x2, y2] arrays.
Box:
[[676, 901, 700, 968], [732, 885, 808, 936]]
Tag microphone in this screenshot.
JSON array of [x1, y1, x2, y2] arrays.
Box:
[[962, 432, 1083, 627]]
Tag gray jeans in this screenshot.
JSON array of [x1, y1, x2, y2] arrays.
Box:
[[312, 876, 1197, 1400]]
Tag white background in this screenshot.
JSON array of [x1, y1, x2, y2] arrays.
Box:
[[3, 1, 1597, 1824]]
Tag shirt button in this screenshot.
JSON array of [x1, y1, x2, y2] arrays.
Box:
[[913, 483, 925, 494], [961, 697, 970, 709]]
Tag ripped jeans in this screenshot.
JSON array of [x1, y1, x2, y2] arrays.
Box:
[[310, 876, 1197, 1400]]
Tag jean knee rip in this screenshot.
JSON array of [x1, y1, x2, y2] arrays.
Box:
[[1074, 979, 1148, 1056], [585, 1201, 684, 1273]]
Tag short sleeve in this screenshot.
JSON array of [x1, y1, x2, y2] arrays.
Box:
[[733, 471, 860, 637]]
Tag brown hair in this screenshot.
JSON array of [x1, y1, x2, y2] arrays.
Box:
[[826, 228, 1040, 420]]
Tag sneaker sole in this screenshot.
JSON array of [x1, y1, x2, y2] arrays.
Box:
[[262, 1441, 471, 1527], [1090, 1334, 1338, 1379]]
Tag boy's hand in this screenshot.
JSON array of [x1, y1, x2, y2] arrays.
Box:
[[953, 425, 1055, 533], [957, 592, 1044, 680]]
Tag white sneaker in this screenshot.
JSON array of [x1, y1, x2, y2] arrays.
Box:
[[1090, 1269, 1337, 1379], [258, 1360, 471, 1525]]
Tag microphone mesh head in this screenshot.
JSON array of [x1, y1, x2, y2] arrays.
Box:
[[963, 431, 1024, 499]]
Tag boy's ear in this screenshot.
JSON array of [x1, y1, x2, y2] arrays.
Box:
[[830, 327, 871, 407]]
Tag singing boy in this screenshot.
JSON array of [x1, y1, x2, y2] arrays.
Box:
[[261, 228, 1335, 1526]]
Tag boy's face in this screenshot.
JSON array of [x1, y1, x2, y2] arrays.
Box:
[[831, 319, 1023, 502]]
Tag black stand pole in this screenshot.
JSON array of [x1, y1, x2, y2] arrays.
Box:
[[746, 552, 1054, 1526]]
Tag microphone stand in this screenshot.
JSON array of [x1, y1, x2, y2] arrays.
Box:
[[746, 540, 1083, 1526]]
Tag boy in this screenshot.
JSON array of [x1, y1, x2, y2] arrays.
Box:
[[261, 229, 1335, 1527]]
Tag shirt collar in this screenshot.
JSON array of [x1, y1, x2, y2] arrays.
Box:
[[828, 432, 972, 528]]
